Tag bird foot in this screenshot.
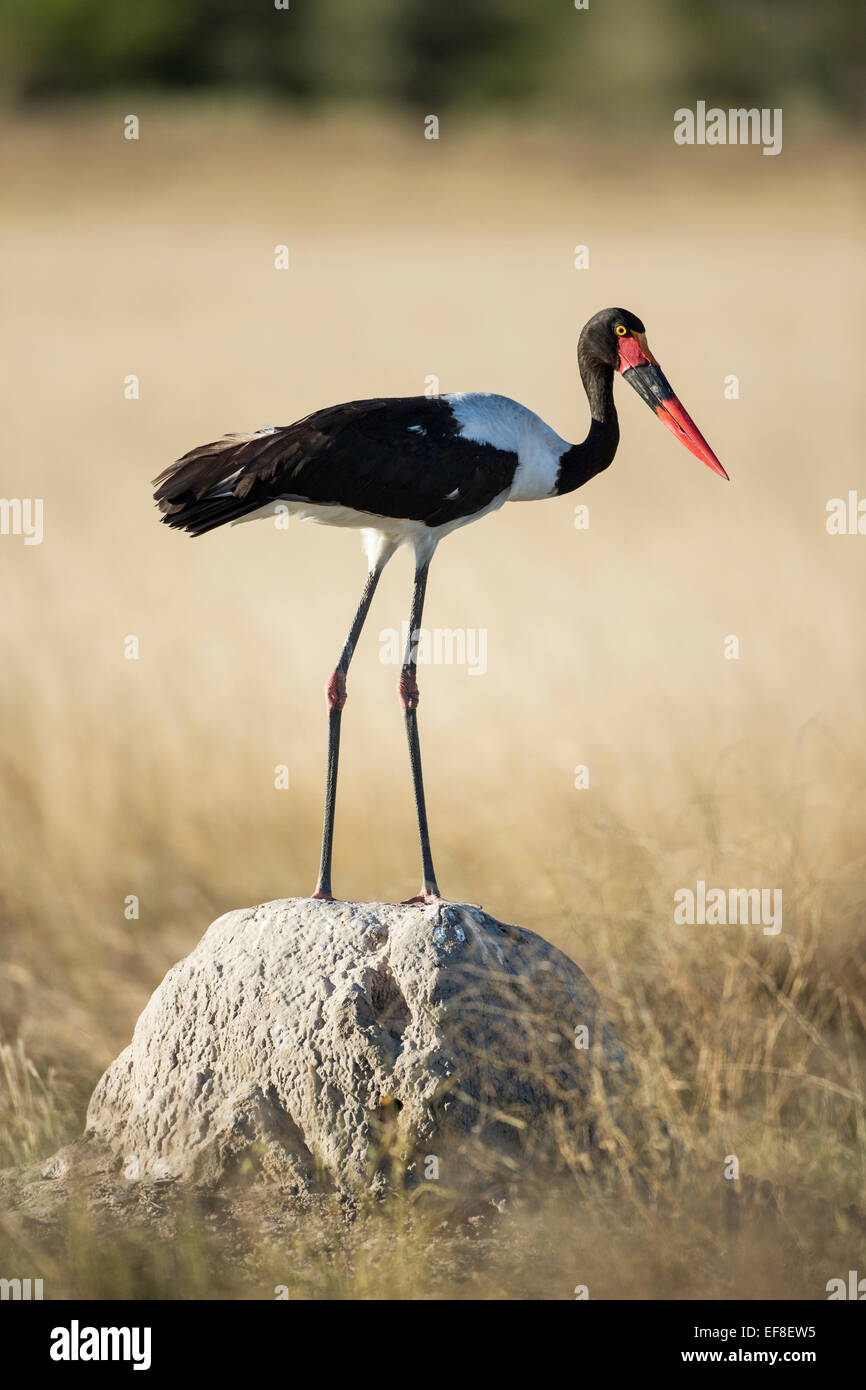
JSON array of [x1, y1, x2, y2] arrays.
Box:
[[401, 890, 442, 907], [310, 887, 336, 901]]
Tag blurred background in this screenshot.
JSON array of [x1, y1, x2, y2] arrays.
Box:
[[0, 0, 864, 1297], [2, 0, 863, 126]]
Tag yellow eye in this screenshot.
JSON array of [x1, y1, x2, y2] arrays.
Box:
[[615, 324, 628, 336]]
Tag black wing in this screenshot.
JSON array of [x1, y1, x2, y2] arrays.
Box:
[[153, 396, 518, 536]]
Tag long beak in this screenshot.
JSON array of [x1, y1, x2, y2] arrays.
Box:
[[618, 333, 729, 479]]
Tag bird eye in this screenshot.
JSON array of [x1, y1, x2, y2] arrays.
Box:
[[615, 324, 628, 337]]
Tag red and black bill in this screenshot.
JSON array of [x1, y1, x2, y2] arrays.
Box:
[[617, 332, 729, 479]]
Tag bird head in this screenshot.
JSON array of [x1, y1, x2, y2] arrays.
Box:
[[580, 307, 729, 479]]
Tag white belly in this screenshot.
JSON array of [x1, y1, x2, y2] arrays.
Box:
[[233, 490, 510, 565]]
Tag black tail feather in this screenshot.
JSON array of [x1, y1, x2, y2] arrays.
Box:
[[153, 430, 283, 536]]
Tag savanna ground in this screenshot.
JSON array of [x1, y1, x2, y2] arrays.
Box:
[[0, 106, 864, 1298]]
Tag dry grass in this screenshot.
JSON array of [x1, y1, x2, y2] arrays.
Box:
[[0, 105, 863, 1297]]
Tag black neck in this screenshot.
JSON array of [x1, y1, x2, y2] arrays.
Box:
[[555, 359, 619, 495]]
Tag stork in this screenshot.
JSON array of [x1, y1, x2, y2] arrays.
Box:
[[153, 307, 728, 905]]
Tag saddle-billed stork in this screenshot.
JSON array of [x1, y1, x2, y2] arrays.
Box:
[[154, 307, 728, 905]]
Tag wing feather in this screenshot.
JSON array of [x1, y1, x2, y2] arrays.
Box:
[[153, 397, 517, 536]]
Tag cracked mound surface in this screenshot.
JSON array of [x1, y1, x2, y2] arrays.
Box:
[[48, 899, 638, 1194]]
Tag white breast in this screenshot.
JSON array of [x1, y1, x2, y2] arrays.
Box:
[[445, 392, 570, 501]]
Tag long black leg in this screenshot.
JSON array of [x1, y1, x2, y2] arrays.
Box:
[[312, 556, 389, 900], [399, 560, 441, 903]]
